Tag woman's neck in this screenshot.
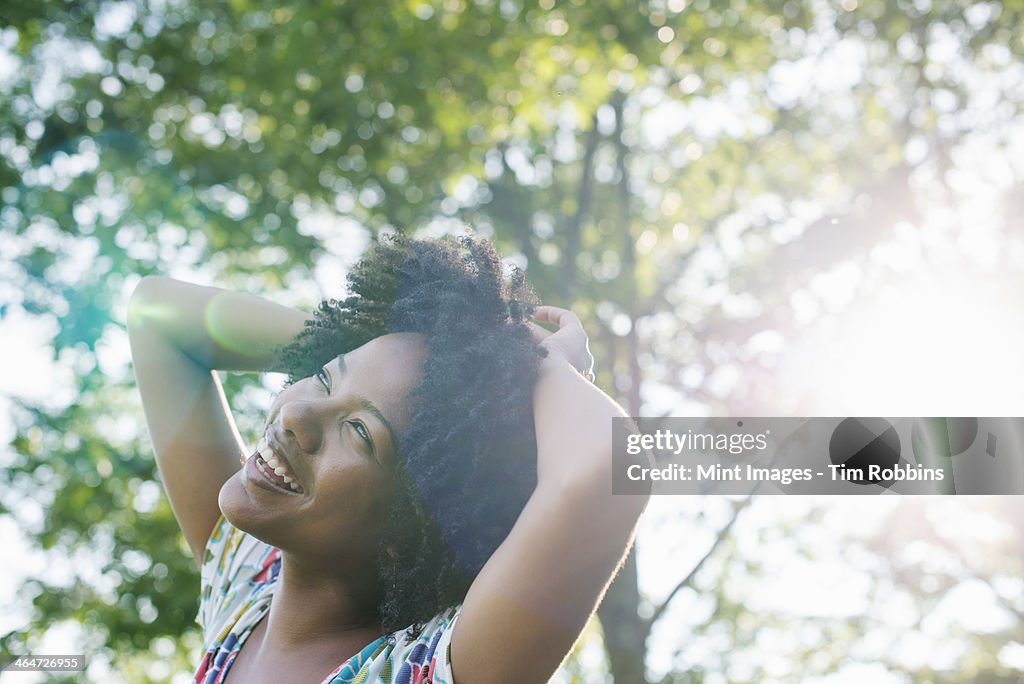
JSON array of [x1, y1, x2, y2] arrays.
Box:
[[260, 552, 383, 652]]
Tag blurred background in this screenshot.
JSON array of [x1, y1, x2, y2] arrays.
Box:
[[2, 0, 1023, 681]]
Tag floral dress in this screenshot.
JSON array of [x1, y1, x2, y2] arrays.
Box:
[[194, 516, 460, 684]]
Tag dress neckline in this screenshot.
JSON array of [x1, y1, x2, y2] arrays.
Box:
[[218, 588, 389, 684]]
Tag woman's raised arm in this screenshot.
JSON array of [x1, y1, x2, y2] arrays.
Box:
[[451, 306, 653, 684], [126, 276, 309, 563]]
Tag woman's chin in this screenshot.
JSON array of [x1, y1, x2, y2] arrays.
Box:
[[218, 472, 263, 533], [218, 471, 298, 547]]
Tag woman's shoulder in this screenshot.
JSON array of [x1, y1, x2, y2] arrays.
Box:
[[391, 603, 462, 654]]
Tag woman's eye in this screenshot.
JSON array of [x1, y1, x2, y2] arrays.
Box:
[[316, 368, 329, 390], [350, 421, 372, 447]]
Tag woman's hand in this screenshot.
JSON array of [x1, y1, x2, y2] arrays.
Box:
[[528, 305, 595, 382]]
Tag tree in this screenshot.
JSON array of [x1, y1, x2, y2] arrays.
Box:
[[2, 0, 1023, 681]]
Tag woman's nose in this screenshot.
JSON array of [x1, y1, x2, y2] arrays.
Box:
[[278, 398, 324, 455]]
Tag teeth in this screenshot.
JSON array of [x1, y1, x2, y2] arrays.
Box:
[[255, 458, 302, 493], [255, 438, 301, 492], [259, 447, 282, 471]]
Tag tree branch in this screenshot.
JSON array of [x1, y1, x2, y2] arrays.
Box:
[[645, 495, 754, 629]]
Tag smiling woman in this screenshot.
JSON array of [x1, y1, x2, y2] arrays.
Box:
[[127, 234, 650, 684]]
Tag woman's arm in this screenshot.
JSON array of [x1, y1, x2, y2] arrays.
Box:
[[451, 307, 652, 684], [127, 276, 309, 563]]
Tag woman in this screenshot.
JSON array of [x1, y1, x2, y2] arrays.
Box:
[[128, 234, 650, 683]]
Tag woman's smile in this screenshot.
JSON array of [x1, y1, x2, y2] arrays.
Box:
[[261, 433, 303, 491], [241, 434, 304, 494], [243, 451, 299, 495]]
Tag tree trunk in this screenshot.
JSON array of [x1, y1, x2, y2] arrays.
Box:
[[598, 89, 650, 684], [597, 547, 648, 683]]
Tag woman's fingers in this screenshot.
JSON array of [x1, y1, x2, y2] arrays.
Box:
[[529, 306, 594, 380], [531, 305, 582, 330], [526, 321, 553, 345]]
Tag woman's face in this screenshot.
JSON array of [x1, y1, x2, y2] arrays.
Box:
[[219, 332, 427, 568]]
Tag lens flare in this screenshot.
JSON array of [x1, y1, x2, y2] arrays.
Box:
[[798, 268, 1024, 415]]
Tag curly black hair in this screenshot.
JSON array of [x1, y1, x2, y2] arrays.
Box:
[[276, 233, 547, 637]]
